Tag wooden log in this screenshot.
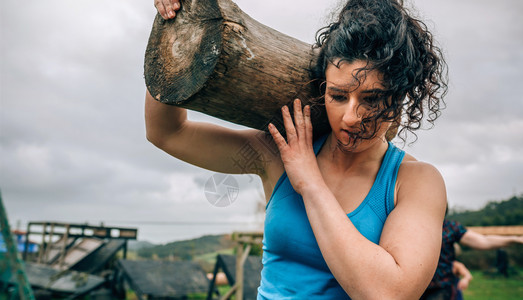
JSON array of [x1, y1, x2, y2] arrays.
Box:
[[144, 0, 397, 140]]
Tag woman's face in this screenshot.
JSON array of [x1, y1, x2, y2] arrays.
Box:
[[324, 59, 392, 152]]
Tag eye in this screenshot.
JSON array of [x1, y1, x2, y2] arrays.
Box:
[[328, 94, 347, 102], [362, 95, 384, 107]]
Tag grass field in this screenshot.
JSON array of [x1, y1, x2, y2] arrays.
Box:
[[462, 269, 523, 300], [3, 269, 522, 299], [185, 270, 523, 300], [187, 270, 523, 300]]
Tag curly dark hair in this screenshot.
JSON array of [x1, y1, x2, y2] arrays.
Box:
[[311, 0, 448, 143]]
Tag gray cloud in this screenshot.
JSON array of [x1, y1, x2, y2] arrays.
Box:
[[1, 0, 522, 243]]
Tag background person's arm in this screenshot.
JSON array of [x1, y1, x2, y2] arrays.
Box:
[[460, 230, 523, 250], [453, 261, 473, 291]]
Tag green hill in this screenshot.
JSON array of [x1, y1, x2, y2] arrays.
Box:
[[137, 234, 235, 260], [128, 240, 156, 251]]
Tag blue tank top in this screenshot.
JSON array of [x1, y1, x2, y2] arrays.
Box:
[[258, 134, 405, 299]]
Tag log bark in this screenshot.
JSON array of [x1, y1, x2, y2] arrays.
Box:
[[144, 0, 397, 140]]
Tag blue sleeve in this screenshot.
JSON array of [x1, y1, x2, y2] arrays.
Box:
[[453, 221, 468, 242]]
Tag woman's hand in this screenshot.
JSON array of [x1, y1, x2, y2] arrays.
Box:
[[268, 99, 323, 195], [154, 0, 181, 20]]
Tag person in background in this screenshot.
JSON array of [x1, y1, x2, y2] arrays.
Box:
[[495, 249, 509, 277], [421, 219, 523, 300]]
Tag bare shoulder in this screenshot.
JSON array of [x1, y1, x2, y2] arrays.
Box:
[[398, 153, 444, 185], [396, 153, 446, 208]]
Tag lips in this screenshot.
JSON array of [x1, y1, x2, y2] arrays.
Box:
[[336, 130, 362, 151], [341, 129, 360, 142], [342, 129, 360, 137]]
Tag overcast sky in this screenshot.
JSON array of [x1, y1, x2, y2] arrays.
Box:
[[1, 0, 522, 244]]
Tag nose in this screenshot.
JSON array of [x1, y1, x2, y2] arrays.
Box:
[[341, 99, 363, 127]]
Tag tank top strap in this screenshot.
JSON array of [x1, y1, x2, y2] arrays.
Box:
[[366, 142, 405, 221]]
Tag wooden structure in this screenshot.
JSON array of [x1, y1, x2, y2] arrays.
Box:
[[23, 222, 137, 269], [71, 239, 127, 274], [207, 254, 262, 300], [1, 221, 138, 298], [207, 231, 263, 300], [6, 263, 105, 298]]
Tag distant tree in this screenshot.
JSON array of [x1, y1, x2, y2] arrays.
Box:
[[448, 195, 523, 226]]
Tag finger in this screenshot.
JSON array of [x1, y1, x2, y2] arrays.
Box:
[[163, 0, 177, 19], [293, 99, 305, 138], [172, 0, 181, 11], [268, 123, 287, 152], [154, 0, 169, 19], [281, 105, 297, 142], [304, 105, 313, 146]]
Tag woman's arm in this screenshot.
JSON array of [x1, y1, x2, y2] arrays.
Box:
[[145, 0, 282, 178], [268, 100, 446, 299], [459, 230, 523, 250], [145, 90, 279, 177], [299, 161, 446, 299]]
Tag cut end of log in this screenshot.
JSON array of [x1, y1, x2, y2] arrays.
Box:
[[144, 1, 224, 105]]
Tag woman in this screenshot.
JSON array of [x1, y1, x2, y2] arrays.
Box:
[[147, 0, 448, 298]]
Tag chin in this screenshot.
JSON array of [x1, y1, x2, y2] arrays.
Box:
[[335, 137, 363, 153]]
